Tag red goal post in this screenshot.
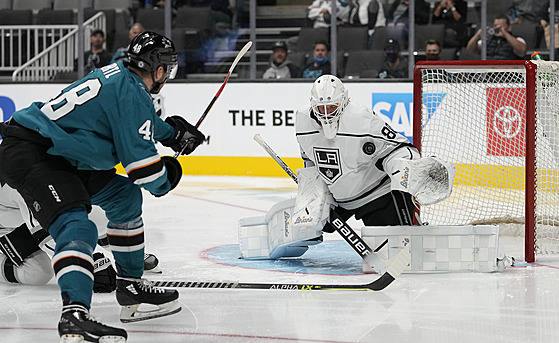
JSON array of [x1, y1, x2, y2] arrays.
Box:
[[413, 60, 559, 262]]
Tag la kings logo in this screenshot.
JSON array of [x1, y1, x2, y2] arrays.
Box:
[[313, 147, 342, 182]]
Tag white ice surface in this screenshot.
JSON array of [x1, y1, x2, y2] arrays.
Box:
[[1, 176, 559, 343]]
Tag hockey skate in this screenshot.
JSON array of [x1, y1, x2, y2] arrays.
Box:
[[143, 253, 162, 273], [116, 276, 181, 323], [58, 303, 127, 343]]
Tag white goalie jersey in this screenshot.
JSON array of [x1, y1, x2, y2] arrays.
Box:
[[295, 102, 419, 210]]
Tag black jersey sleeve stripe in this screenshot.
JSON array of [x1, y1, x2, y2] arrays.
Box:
[[127, 158, 165, 184], [2, 259, 18, 283], [375, 144, 418, 171]]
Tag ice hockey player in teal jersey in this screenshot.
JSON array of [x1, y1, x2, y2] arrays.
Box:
[[0, 31, 204, 342]]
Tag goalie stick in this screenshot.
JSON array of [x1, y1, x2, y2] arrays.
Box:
[[174, 41, 253, 158], [253, 134, 410, 280]]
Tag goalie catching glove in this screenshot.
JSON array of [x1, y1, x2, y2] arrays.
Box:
[[389, 156, 455, 205], [161, 115, 205, 155]]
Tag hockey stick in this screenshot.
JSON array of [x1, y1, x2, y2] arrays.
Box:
[[152, 273, 397, 291], [253, 134, 410, 278], [174, 41, 253, 158]]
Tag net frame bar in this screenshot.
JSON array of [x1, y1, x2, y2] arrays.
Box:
[[413, 60, 537, 262]]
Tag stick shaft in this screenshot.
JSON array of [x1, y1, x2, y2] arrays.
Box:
[[174, 41, 253, 158], [153, 272, 395, 291], [253, 134, 298, 182]]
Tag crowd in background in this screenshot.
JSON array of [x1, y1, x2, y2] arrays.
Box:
[[1, 0, 558, 80]]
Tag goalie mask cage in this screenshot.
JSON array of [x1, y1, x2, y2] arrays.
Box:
[[413, 60, 559, 263]]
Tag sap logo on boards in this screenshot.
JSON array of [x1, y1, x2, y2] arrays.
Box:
[[372, 93, 445, 143], [0, 96, 16, 139]]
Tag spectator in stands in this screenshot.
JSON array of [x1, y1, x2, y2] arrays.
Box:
[[385, 0, 430, 45], [348, 0, 386, 48], [76, 29, 113, 72], [378, 38, 408, 79], [509, 0, 550, 25], [508, 0, 550, 48], [262, 41, 300, 79], [307, 0, 351, 28], [425, 39, 442, 60], [432, 0, 467, 47], [111, 23, 145, 63], [466, 15, 527, 60], [300, 40, 331, 79]]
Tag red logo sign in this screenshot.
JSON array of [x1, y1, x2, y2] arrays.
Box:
[[486, 87, 526, 156]]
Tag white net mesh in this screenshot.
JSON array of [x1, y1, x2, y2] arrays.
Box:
[[416, 61, 559, 257]]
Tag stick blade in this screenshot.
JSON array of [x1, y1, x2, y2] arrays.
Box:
[[366, 271, 396, 291], [385, 248, 411, 279]]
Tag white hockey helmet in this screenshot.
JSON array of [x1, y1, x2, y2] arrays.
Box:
[[310, 75, 349, 139]]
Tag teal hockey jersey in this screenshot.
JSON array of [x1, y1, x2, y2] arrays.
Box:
[[12, 61, 175, 195]]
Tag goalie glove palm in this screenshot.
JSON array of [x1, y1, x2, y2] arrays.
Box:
[[390, 156, 456, 205], [161, 115, 205, 155]]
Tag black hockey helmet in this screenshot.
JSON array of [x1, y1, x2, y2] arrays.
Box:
[[128, 31, 178, 79]]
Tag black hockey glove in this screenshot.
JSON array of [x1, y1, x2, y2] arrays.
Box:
[[151, 156, 182, 198], [93, 251, 117, 293], [161, 115, 205, 155]]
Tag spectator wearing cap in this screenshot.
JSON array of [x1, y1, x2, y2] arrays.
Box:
[[378, 39, 408, 79], [75, 29, 113, 72], [300, 40, 331, 79], [262, 41, 300, 79]]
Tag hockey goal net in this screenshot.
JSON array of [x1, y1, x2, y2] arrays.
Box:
[[413, 60, 559, 262]]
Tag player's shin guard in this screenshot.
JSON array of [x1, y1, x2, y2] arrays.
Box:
[[106, 218, 145, 278], [50, 210, 98, 307], [116, 276, 181, 323]]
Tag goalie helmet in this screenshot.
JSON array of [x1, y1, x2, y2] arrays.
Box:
[[128, 31, 178, 80], [310, 75, 349, 139]]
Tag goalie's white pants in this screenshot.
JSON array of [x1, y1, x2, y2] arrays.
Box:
[[238, 198, 323, 259]]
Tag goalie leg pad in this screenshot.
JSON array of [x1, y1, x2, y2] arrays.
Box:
[[239, 198, 323, 259], [361, 225, 500, 273]]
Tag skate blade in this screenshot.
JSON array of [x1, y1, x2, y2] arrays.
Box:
[[120, 300, 182, 323], [60, 334, 126, 343], [144, 265, 162, 274]]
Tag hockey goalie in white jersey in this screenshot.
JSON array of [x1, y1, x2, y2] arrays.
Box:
[[239, 75, 455, 260]]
